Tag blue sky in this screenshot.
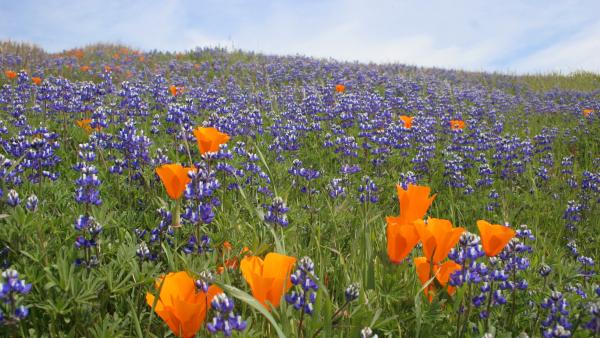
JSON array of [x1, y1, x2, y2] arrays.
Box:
[[1, 0, 600, 74]]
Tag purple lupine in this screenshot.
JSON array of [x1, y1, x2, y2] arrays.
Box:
[[206, 293, 247, 336], [0, 269, 31, 326], [263, 196, 289, 227], [285, 256, 319, 315]]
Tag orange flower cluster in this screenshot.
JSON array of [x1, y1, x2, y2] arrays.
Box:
[[4, 70, 17, 79], [450, 119, 465, 130], [399, 115, 414, 129], [169, 85, 185, 97], [386, 184, 516, 302], [155, 127, 229, 201], [335, 84, 345, 93], [583, 108, 594, 117], [146, 271, 221, 338], [75, 118, 102, 134], [240, 252, 296, 310], [32, 77, 42, 85]]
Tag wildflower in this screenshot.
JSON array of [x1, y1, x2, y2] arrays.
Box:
[[583, 108, 594, 117], [335, 84, 345, 93], [263, 196, 289, 227], [155, 164, 193, 200], [386, 218, 419, 264], [415, 217, 465, 264], [345, 283, 360, 302], [0, 269, 31, 325], [399, 115, 414, 129], [389, 184, 436, 225], [169, 85, 184, 97], [25, 194, 38, 212], [6, 189, 19, 207], [285, 256, 319, 315], [415, 257, 462, 299], [206, 293, 247, 336], [75, 119, 101, 133], [240, 252, 296, 310], [193, 127, 230, 156], [146, 271, 221, 338], [450, 119, 465, 130], [358, 176, 379, 204], [80, 65, 90, 72], [361, 327, 378, 338], [4, 70, 17, 80], [477, 220, 516, 257]]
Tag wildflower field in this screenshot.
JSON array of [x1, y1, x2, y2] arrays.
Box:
[[0, 43, 599, 337]]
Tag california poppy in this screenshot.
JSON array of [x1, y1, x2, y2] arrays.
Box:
[[80, 65, 91, 72], [399, 115, 414, 129], [415, 218, 465, 264], [155, 164, 193, 200], [450, 120, 465, 130], [192, 127, 230, 155], [389, 184, 437, 226], [240, 252, 296, 310], [73, 49, 84, 59], [4, 70, 17, 79], [335, 84, 345, 93], [414, 257, 461, 301], [75, 118, 102, 133], [583, 108, 594, 117], [146, 271, 221, 338], [386, 218, 419, 263], [104, 65, 111, 73], [32, 77, 42, 85], [477, 220, 516, 257], [169, 85, 184, 97]]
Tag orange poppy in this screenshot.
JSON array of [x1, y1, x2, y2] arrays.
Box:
[[104, 65, 111, 72], [388, 184, 436, 226], [32, 77, 42, 85], [169, 85, 184, 97], [476, 220, 516, 257], [386, 218, 419, 263], [80, 65, 91, 72], [450, 120, 465, 130], [155, 164, 194, 200], [216, 242, 246, 274], [415, 218, 465, 264], [146, 271, 221, 338], [414, 257, 461, 301], [73, 49, 84, 59], [583, 108, 594, 117], [75, 118, 102, 133], [4, 70, 17, 79], [192, 127, 230, 155], [399, 115, 414, 129], [240, 252, 296, 310], [139, 56, 146, 62], [335, 84, 345, 93]]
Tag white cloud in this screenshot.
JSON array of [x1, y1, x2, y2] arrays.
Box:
[[512, 21, 600, 73]]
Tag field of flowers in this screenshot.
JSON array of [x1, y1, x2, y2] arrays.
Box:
[[0, 43, 599, 337]]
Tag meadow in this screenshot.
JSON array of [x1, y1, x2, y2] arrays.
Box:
[[0, 42, 599, 337]]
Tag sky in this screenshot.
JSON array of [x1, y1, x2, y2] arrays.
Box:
[[1, 0, 600, 74]]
